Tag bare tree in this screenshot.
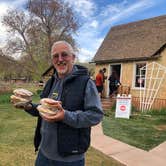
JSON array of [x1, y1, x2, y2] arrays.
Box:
[[27, 0, 79, 60], [2, 9, 41, 75], [2, 0, 79, 80]]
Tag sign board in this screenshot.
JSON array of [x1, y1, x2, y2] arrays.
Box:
[[115, 95, 131, 119]]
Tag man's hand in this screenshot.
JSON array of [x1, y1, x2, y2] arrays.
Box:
[[39, 101, 65, 122], [40, 109, 65, 122], [13, 101, 32, 110], [10, 89, 33, 109]]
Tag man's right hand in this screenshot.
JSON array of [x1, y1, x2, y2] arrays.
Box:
[[14, 101, 32, 110], [10, 88, 33, 110]]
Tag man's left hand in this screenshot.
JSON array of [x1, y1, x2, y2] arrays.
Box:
[[40, 109, 65, 123]]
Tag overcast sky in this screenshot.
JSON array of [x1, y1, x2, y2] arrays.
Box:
[[0, 0, 166, 62]]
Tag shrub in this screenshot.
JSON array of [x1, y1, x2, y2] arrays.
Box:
[[36, 89, 42, 95], [0, 93, 11, 104], [147, 108, 166, 115], [0, 86, 12, 94]]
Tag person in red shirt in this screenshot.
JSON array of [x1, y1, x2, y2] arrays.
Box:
[[95, 69, 104, 98]]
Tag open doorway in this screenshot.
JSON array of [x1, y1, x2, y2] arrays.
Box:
[[110, 64, 121, 80], [107, 64, 121, 97]]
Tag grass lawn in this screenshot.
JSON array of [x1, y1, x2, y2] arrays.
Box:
[[0, 93, 123, 166], [103, 108, 166, 151]]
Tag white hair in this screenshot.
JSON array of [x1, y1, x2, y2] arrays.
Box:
[[51, 41, 75, 57]]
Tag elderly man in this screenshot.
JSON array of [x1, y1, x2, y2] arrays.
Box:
[[13, 41, 103, 166]]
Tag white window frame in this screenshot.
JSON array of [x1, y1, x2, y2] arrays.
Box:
[[133, 62, 147, 89]]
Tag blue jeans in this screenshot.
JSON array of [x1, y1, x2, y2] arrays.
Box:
[[35, 150, 85, 166]]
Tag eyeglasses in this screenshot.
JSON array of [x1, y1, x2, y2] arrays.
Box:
[[52, 51, 70, 59]]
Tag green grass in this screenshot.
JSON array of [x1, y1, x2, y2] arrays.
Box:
[[0, 102, 36, 165], [103, 108, 166, 151], [0, 93, 123, 166], [86, 147, 125, 166]]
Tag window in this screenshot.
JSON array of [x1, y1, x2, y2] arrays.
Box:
[[135, 63, 146, 88]]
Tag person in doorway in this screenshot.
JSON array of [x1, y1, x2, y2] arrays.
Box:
[[101, 68, 107, 97], [11, 41, 103, 166], [108, 70, 120, 97], [95, 69, 104, 98], [102, 68, 107, 83]]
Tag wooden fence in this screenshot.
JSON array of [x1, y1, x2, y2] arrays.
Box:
[[132, 97, 166, 111]]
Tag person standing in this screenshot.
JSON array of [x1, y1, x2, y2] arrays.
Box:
[[102, 68, 107, 83], [95, 69, 104, 98], [11, 41, 103, 166], [101, 68, 107, 97], [108, 70, 120, 97]]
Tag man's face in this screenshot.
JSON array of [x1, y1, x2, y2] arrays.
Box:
[[51, 43, 75, 78]]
